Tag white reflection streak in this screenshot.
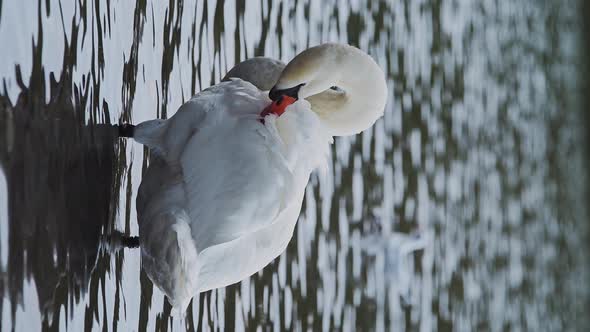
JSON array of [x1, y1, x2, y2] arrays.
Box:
[[0, 2, 38, 102], [14, 279, 41, 331], [0, 296, 10, 332]]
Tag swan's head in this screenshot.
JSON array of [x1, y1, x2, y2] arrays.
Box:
[[269, 43, 388, 136]]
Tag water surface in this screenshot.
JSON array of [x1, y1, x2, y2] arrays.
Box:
[[0, 0, 588, 331]]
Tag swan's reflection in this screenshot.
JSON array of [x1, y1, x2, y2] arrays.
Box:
[[0, 64, 127, 328]]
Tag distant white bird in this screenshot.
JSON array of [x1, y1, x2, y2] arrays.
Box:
[[124, 43, 388, 313]]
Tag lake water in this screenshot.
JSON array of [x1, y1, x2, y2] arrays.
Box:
[[0, 0, 588, 331]]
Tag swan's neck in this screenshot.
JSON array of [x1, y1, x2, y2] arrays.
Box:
[[304, 45, 387, 136]]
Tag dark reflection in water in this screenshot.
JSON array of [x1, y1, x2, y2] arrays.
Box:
[[0, 4, 130, 329], [0, 0, 589, 331]]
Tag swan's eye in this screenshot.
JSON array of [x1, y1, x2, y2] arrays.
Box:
[[329, 86, 344, 93]]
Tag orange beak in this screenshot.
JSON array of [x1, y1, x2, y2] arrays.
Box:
[[260, 95, 297, 121]]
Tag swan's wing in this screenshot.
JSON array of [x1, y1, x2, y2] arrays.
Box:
[[160, 80, 295, 252], [192, 105, 330, 290], [196, 183, 305, 291], [178, 117, 293, 252]]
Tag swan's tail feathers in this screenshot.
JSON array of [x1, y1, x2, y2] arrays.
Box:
[[118, 123, 135, 137], [131, 119, 168, 154]]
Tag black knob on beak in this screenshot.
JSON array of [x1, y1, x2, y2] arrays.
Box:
[[268, 87, 281, 101], [268, 83, 305, 101]]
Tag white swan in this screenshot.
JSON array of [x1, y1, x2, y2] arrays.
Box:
[[128, 43, 387, 313]]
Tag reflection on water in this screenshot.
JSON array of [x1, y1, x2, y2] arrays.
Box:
[[0, 0, 588, 331]]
